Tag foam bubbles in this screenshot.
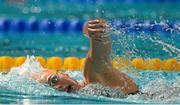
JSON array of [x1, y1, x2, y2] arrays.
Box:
[[78, 84, 127, 99], [132, 78, 180, 103], [0, 56, 69, 96], [9, 56, 43, 77], [0, 56, 180, 103]]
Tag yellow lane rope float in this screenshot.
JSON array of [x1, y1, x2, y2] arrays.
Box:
[[46, 57, 63, 70], [0, 56, 14, 73], [63, 57, 81, 70], [14, 56, 27, 67], [0, 56, 179, 72]]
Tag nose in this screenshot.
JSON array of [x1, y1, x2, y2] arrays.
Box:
[[58, 73, 78, 85], [54, 85, 63, 90], [62, 76, 78, 86]]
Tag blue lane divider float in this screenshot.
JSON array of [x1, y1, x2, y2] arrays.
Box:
[[27, 19, 39, 31], [56, 20, 70, 32], [0, 18, 179, 33], [112, 20, 180, 33], [0, 19, 11, 31], [0, 18, 84, 33]]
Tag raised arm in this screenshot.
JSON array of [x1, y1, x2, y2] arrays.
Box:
[[83, 19, 139, 95], [84, 19, 112, 71]]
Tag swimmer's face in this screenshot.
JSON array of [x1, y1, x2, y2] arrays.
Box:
[[40, 70, 80, 93]]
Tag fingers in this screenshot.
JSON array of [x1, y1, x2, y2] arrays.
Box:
[[88, 19, 100, 24], [83, 19, 109, 41], [88, 23, 107, 29], [88, 28, 105, 33], [87, 19, 107, 35], [88, 19, 107, 28]]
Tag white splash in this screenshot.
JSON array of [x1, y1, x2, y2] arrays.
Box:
[[0, 56, 180, 103], [0, 56, 67, 96], [78, 83, 126, 99], [9, 56, 43, 77]]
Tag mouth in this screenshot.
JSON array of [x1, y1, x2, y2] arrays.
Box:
[[65, 85, 72, 93]]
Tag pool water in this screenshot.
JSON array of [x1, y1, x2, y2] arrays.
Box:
[[0, 56, 180, 104], [0, 0, 180, 104], [0, 30, 179, 59], [0, 29, 180, 104]]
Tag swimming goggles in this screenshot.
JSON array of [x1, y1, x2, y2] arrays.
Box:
[[47, 72, 59, 87], [47, 72, 73, 92]]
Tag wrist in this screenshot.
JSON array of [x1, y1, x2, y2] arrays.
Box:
[[91, 36, 111, 44]]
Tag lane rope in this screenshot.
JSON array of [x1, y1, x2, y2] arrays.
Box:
[[0, 56, 179, 72], [0, 19, 179, 33]]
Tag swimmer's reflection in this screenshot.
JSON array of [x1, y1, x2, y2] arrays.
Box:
[[31, 19, 140, 95]]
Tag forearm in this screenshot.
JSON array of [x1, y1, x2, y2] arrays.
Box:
[[89, 36, 112, 64]]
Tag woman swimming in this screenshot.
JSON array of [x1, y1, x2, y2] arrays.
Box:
[[31, 19, 139, 95]]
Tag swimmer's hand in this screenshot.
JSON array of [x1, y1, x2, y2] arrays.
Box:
[[83, 19, 109, 42]]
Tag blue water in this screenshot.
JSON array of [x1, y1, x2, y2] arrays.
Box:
[[0, 0, 180, 103], [0, 31, 179, 59], [0, 32, 89, 57], [0, 25, 180, 104], [0, 57, 180, 104]]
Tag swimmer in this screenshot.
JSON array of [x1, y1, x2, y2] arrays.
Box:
[[31, 19, 139, 95]]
